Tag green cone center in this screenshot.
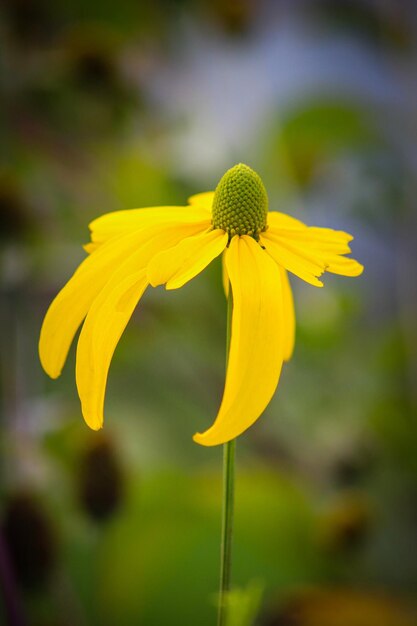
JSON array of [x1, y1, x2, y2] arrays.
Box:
[[212, 163, 268, 238]]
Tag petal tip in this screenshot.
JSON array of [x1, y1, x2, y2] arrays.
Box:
[[82, 414, 104, 431], [42, 366, 61, 380], [148, 276, 161, 289], [47, 369, 61, 380], [83, 243, 97, 254], [192, 431, 223, 447], [39, 347, 62, 379]]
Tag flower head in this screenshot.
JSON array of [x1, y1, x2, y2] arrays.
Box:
[[39, 164, 363, 446], [212, 163, 268, 237]]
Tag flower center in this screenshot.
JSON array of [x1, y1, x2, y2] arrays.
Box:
[[212, 163, 268, 238]]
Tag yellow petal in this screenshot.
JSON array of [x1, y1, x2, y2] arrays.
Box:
[[277, 227, 352, 254], [271, 235, 328, 268], [89, 206, 210, 244], [260, 232, 325, 287], [40, 230, 150, 379], [281, 268, 295, 361], [39, 221, 209, 379], [324, 255, 364, 276], [83, 242, 100, 254], [268, 211, 307, 230], [76, 268, 148, 430], [187, 192, 215, 211], [75, 221, 212, 430], [147, 229, 228, 290], [267, 223, 363, 279], [268, 213, 353, 252], [268, 211, 353, 250], [308, 226, 353, 245], [193, 235, 284, 446]]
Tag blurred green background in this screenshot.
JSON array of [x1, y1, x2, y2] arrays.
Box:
[[1, 1, 417, 625]]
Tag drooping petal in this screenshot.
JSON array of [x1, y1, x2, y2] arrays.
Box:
[[40, 229, 151, 379], [187, 192, 215, 211], [260, 231, 325, 287], [39, 220, 209, 379], [267, 222, 363, 279], [193, 235, 284, 446], [89, 206, 210, 245], [147, 229, 228, 290], [76, 267, 148, 430], [75, 221, 214, 430], [281, 268, 295, 361]]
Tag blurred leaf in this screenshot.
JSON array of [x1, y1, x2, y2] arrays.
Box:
[[271, 100, 378, 187], [225, 581, 263, 626], [263, 587, 417, 626], [95, 469, 319, 626]]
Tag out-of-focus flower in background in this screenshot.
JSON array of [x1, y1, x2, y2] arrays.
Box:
[[1, 492, 57, 590], [77, 434, 125, 523]]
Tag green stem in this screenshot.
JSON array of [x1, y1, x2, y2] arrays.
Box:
[[217, 291, 236, 626]]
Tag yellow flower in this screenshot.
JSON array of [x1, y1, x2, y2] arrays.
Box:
[[39, 164, 363, 446]]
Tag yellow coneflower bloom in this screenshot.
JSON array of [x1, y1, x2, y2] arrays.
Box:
[[39, 163, 363, 446]]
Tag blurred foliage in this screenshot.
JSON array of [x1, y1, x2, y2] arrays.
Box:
[[225, 582, 263, 626], [262, 587, 417, 626], [270, 99, 378, 188], [1, 0, 417, 625]]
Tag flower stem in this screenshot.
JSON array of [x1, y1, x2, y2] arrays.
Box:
[[217, 291, 236, 626], [218, 439, 235, 625]]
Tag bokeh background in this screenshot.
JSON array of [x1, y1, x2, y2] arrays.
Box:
[[1, 1, 417, 625]]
